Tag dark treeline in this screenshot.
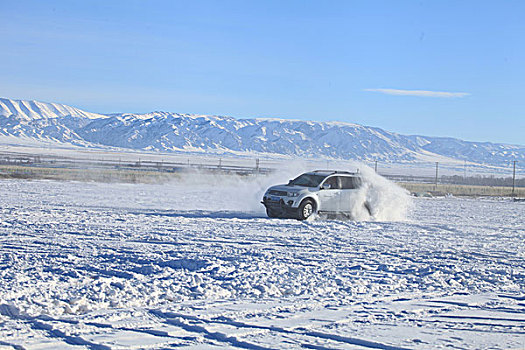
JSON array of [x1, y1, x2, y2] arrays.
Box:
[[441, 175, 525, 187]]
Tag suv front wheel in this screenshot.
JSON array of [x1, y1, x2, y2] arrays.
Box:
[[266, 208, 280, 218], [298, 199, 315, 220]]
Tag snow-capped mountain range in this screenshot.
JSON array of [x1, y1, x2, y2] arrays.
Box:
[[0, 97, 523, 166]]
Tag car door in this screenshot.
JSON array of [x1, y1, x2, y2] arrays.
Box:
[[317, 176, 343, 212], [339, 176, 363, 213]]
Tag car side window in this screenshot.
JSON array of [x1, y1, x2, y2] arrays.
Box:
[[323, 176, 342, 189], [341, 176, 362, 189], [323, 176, 337, 189], [335, 176, 343, 189]]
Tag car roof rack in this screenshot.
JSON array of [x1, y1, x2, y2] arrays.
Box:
[[312, 170, 359, 175]]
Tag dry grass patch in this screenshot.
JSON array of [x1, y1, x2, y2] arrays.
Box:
[[399, 182, 525, 197]]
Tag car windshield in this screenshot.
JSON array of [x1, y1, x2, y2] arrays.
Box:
[[289, 174, 326, 187]]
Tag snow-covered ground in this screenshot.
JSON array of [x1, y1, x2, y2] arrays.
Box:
[[0, 174, 524, 349]]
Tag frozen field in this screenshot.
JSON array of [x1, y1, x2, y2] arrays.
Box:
[[0, 175, 524, 349]]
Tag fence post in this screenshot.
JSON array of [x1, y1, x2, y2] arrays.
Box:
[[434, 162, 439, 191]]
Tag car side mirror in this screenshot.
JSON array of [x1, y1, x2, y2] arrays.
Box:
[[321, 183, 331, 190]]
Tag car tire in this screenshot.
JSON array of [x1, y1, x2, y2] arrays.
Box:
[[266, 208, 279, 218], [297, 199, 315, 220]]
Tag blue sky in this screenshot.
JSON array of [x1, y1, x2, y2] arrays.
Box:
[[1, 0, 524, 144]]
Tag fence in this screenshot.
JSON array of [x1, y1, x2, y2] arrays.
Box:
[[0, 151, 523, 195], [0, 152, 272, 177]]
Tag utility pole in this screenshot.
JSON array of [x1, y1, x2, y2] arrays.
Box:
[[463, 160, 467, 183], [434, 162, 439, 190], [374, 160, 378, 173], [512, 160, 517, 196]]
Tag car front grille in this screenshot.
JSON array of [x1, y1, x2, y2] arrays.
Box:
[[268, 190, 287, 196]]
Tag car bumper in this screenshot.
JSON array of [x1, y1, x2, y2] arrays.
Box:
[[261, 197, 299, 217]]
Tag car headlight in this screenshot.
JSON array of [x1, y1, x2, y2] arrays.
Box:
[[287, 192, 299, 197]]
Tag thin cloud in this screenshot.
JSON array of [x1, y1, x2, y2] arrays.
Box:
[[364, 88, 470, 98]]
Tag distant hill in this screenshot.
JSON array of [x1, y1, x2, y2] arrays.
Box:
[[1, 97, 523, 166]]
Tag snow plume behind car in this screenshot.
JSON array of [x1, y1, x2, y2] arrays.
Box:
[[161, 160, 311, 215], [169, 160, 411, 221], [357, 165, 412, 221]]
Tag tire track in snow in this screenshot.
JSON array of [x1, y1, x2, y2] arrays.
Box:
[[34, 314, 200, 345], [150, 310, 411, 350], [404, 318, 525, 335], [0, 340, 25, 350], [30, 320, 111, 350], [150, 310, 274, 350], [0, 304, 110, 350]]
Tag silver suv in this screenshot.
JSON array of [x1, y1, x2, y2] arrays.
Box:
[[262, 170, 371, 220]]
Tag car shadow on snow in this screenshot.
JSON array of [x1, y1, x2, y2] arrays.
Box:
[[130, 209, 267, 220]]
